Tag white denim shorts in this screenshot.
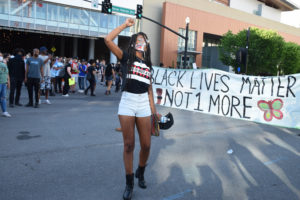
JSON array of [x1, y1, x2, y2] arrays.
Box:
[[118, 91, 151, 117]]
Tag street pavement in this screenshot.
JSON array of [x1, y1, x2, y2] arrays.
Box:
[[1, 83, 300, 200]]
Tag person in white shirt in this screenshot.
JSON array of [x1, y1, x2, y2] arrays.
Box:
[[39, 46, 52, 105], [53, 57, 64, 93]]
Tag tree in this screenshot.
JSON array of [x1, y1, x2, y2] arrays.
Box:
[[279, 42, 300, 75], [219, 28, 285, 76]]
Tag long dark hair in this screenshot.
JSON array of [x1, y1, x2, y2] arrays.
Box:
[[127, 32, 152, 74]]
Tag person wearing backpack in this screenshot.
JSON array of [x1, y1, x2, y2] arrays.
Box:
[[104, 63, 115, 95]]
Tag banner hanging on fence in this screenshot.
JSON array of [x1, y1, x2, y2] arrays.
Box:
[[152, 66, 300, 129]]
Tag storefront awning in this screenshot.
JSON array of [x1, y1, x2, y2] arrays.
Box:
[[178, 50, 202, 55]]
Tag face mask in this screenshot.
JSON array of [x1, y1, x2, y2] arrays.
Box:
[[0, 56, 3, 62], [135, 37, 147, 52]]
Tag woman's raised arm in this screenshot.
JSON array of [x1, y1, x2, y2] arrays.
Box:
[[104, 18, 135, 60]]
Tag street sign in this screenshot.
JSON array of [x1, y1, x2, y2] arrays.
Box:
[[51, 47, 56, 53], [112, 6, 135, 15], [45, 0, 143, 15], [91, 0, 98, 8]]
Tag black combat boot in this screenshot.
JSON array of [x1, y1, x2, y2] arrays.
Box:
[[123, 173, 134, 200], [135, 165, 147, 189]]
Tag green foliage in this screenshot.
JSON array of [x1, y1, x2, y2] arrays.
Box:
[[218, 27, 300, 76], [279, 42, 300, 75]]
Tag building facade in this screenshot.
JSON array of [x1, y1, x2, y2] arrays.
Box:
[[0, 0, 142, 63], [142, 0, 300, 69]]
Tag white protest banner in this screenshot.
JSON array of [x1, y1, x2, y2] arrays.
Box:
[[152, 66, 300, 129]]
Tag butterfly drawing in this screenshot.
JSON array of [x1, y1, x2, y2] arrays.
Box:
[[257, 99, 284, 122]]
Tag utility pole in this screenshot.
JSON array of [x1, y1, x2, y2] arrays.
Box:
[[183, 17, 190, 69]]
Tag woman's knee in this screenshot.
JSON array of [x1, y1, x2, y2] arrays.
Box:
[[124, 142, 135, 153], [141, 143, 151, 153]]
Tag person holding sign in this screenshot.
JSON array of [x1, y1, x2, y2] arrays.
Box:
[[105, 18, 160, 200]]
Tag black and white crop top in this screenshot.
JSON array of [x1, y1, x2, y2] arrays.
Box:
[[120, 50, 152, 94]]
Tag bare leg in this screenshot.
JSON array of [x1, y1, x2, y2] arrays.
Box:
[[119, 115, 136, 174], [107, 80, 112, 91], [45, 89, 49, 100], [136, 116, 151, 167]]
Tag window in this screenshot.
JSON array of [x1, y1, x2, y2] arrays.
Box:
[[90, 10, 100, 27], [253, 4, 262, 16], [23, 1, 35, 18], [79, 9, 89, 25], [178, 28, 197, 51], [57, 6, 69, 23], [10, 0, 23, 16], [0, 0, 9, 14], [47, 4, 58, 21], [70, 7, 80, 24], [108, 14, 117, 29], [119, 16, 126, 26], [100, 13, 108, 28]]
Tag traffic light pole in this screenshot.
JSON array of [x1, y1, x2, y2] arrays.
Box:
[[141, 15, 188, 69], [141, 16, 186, 40]]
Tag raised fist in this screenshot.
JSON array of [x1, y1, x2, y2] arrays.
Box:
[[125, 18, 135, 27]]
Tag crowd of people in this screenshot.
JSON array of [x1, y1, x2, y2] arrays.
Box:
[[0, 47, 122, 117]]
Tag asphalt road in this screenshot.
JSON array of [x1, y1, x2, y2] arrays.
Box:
[[1, 84, 300, 200]]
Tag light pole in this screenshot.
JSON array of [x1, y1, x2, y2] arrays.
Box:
[[183, 17, 190, 69], [140, 14, 190, 69]]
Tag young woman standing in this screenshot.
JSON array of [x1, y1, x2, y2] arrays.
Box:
[[105, 18, 160, 200]]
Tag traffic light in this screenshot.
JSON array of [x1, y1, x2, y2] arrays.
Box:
[[107, 2, 112, 14], [136, 4, 143, 19], [101, 1, 107, 13], [101, 0, 112, 14]]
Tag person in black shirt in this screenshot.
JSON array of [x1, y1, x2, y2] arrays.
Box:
[[7, 48, 25, 107], [85, 59, 96, 96], [105, 18, 161, 200], [104, 63, 115, 95], [62, 60, 72, 97]]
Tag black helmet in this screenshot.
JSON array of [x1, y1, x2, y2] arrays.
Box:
[[159, 112, 174, 130]]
